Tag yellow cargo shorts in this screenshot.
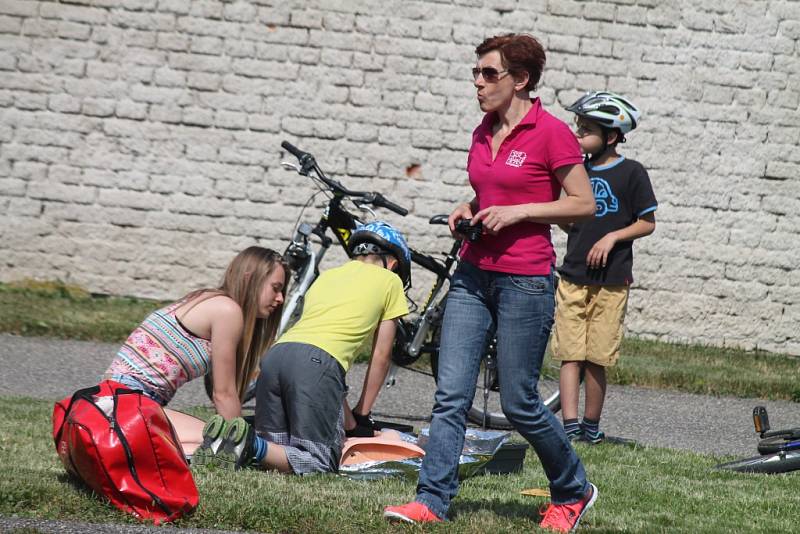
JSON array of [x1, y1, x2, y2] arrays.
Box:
[[551, 278, 629, 367]]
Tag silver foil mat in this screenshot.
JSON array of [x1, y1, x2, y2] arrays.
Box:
[[339, 428, 509, 481]]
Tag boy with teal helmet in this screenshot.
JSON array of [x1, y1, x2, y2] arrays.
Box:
[[206, 221, 411, 474], [565, 91, 641, 161], [554, 91, 657, 444]]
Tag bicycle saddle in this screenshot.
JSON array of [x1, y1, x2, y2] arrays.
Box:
[[428, 214, 449, 225]]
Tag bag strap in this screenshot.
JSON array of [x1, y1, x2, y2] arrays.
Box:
[[53, 385, 102, 444], [110, 388, 175, 517], [53, 382, 140, 443]]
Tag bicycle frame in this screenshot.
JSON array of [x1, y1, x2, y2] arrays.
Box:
[[362, 214, 499, 426], [381, 230, 457, 390], [716, 406, 800, 474], [400, 241, 459, 361], [278, 197, 361, 336]]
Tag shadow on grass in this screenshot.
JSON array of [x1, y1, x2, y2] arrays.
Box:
[[56, 472, 99, 501], [52, 472, 146, 525], [600, 436, 639, 448], [451, 496, 543, 522]]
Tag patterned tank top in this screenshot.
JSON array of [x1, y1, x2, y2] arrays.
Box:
[[104, 300, 212, 405]]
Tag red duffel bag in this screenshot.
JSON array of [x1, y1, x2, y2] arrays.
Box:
[[52, 380, 199, 524]]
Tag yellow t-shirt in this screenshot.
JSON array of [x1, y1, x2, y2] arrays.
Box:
[[276, 260, 409, 372]]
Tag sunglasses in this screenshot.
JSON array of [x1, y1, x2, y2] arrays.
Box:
[[471, 67, 510, 83]]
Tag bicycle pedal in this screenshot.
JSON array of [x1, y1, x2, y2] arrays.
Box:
[[753, 406, 770, 435]]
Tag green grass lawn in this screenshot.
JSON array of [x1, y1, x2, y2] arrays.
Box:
[[2, 281, 799, 402], [0, 281, 168, 343], [1, 397, 798, 533], [609, 337, 800, 402], [2, 282, 799, 532]]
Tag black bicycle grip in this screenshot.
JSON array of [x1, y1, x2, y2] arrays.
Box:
[[373, 193, 409, 216], [455, 218, 482, 242], [281, 140, 308, 160]]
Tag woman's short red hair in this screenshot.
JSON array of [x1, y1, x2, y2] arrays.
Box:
[[475, 33, 546, 91]]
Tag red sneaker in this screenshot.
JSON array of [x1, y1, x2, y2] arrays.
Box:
[[383, 501, 443, 523], [539, 483, 598, 532]]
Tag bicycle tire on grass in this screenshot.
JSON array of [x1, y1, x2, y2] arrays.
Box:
[[716, 449, 800, 474], [756, 430, 800, 455]]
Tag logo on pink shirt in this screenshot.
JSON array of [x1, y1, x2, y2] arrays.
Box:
[[505, 150, 527, 167]]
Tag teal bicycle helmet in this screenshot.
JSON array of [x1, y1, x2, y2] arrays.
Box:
[[348, 221, 411, 288], [566, 91, 641, 134]]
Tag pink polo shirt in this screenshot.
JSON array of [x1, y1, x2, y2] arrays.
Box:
[[461, 98, 584, 275]]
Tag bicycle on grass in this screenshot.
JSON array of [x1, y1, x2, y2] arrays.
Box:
[[716, 406, 800, 474], [207, 141, 563, 429]]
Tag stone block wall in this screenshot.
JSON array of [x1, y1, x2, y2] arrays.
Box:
[[1, 0, 798, 354]]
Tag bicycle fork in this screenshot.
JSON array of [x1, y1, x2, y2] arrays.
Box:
[[480, 339, 499, 430], [278, 224, 318, 336], [405, 304, 443, 359], [385, 364, 398, 388]]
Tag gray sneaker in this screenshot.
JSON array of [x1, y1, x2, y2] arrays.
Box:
[[215, 416, 256, 471], [580, 430, 606, 444], [193, 414, 227, 469], [565, 427, 583, 443]]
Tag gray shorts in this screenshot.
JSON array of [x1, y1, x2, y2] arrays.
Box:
[[254, 342, 346, 474]]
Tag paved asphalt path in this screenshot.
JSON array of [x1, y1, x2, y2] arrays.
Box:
[[1, 333, 798, 532], [3, 332, 797, 457]]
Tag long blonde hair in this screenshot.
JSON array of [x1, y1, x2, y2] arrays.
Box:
[[189, 246, 288, 401]]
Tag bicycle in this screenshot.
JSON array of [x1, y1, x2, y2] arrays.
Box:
[[390, 216, 564, 430], [207, 141, 563, 430], [716, 406, 800, 474], [205, 140, 407, 401]]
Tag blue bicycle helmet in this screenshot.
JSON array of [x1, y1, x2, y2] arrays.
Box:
[[348, 221, 411, 288]]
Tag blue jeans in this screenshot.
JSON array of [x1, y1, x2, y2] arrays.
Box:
[[416, 261, 588, 519]]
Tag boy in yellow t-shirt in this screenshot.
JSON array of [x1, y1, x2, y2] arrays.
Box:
[[213, 222, 410, 474]]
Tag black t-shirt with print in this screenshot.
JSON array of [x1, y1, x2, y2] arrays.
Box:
[[558, 157, 657, 286]]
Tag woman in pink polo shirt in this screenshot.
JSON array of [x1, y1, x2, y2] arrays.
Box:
[[385, 34, 598, 532]]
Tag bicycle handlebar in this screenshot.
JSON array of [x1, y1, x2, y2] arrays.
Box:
[[280, 140, 313, 165], [367, 192, 409, 216], [281, 140, 408, 216], [410, 249, 448, 277]]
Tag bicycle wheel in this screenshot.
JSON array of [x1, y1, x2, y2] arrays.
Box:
[[465, 352, 564, 429], [757, 430, 800, 455], [716, 450, 800, 474], [467, 355, 513, 430], [430, 348, 563, 431], [537, 352, 563, 413]]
